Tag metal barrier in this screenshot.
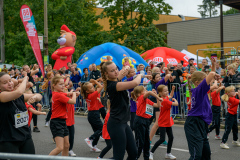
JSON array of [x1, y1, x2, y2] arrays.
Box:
[[0, 152, 107, 160]]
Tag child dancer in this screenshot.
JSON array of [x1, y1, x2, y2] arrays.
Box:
[[98, 100, 113, 159], [184, 58, 219, 160], [25, 89, 46, 128], [101, 62, 142, 160], [208, 81, 225, 140], [49, 75, 78, 156], [131, 86, 162, 160], [220, 86, 240, 149], [82, 79, 103, 152], [150, 85, 178, 160]]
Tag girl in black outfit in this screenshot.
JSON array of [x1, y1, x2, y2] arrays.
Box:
[[0, 73, 42, 154], [101, 62, 143, 160]]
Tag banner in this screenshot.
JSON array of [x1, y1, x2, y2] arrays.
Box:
[[20, 4, 45, 77]]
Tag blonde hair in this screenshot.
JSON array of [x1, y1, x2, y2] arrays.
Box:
[[51, 75, 63, 91], [157, 85, 167, 97], [152, 67, 159, 73], [42, 72, 53, 90], [80, 82, 90, 99], [227, 63, 237, 70], [101, 61, 114, 96], [131, 86, 145, 100], [221, 86, 235, 102], [107, 99, 111, 111], [187, 71, 207, 102], [221, 69, 227, 76]]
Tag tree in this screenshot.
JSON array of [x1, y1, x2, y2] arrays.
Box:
[[98, 0, 172, 53], [203, 44, 221, 58], [198, 0, 218, 18], [3, 0, 112, 66], [223, 8, 239, 15]]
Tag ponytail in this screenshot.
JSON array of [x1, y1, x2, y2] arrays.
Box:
[[221, 86, 235, 102], [100, 61, 113, 97], [131, 91, 137, 101], [221, 94, 229, 102], [80, 82, 90, 99]]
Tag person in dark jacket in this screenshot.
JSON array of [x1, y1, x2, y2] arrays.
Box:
[[88, 64, 101, 80], [81, 68, 89, 82]]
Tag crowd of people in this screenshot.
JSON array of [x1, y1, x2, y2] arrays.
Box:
[[0, 56, 240, 160]]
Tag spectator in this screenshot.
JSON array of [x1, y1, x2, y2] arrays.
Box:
[[186, 58, 197, 72], [145, 66, 151, 72], [190, 66, 197, 74], [199, 59, 209, 71], [234, 58, 240, 72], [152, 67, 160, 74], [216, 62, 222, 74], [89, 64, 93, 72], [220, 69, 226, 82], [143, 70, 152, 85], [70, 66, 81, 86], [9, 69, 15, 78], [61, 66, 67, 75], [81, 68, 89, 82], [33, 64, 42, 78], [88, 63, 101, 80], [177, 63, 184, 72], [9, 63, 16, 71], [65, 62, 72, 74]]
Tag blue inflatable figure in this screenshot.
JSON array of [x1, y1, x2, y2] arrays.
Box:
[[76, 42, 149, 74]]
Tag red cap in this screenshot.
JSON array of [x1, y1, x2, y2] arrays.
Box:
[[61, 24, 76, 36]]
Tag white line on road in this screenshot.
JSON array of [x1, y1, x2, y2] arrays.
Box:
[[151, 145, 189, 152]]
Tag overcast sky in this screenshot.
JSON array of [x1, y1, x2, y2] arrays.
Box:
[[97, 0, 231, 18], [159, 0, 231, 17]]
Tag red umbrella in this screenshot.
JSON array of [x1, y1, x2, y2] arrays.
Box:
[[141, 47, 190, 67]]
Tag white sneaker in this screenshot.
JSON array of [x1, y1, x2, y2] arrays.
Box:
[[165, 153, 176, 159], [215, 135, 222, 140], [220, 142, 229, 149], [97, 157, 102, 159], [232, 141, 240, 146], [207, 133, 209, 139], [84, 138, 93, 149], [90, 146, 101, 152], [45, 121, 49, 127], [68, 150, 76, 157], [100, 136, 105, 141], [149, 152, 154, 160]]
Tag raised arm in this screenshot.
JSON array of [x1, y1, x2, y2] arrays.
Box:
[[153, 98, 162, 108], [143, 91, 161, 102], [216, 86, 225, 93], [30, 69, 39, 76], [171, 98, 178, 106], [118, 66, 130, 80], [116, 74, 142, 91], [169, 85, 175, 99], [0, 76, 28, 103], [68, 92, 76, 104], [24, 93, 43, 103]]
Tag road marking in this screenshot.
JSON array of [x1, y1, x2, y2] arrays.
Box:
[[151, 145, 189, 152]]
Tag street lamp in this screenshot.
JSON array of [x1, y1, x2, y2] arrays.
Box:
[[178, 14, 185, 21]]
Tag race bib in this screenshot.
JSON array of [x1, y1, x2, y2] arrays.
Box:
[[146, 104, 153, 116], [14, 111, 29, 128]]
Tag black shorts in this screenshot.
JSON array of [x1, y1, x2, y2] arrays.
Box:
[[50, 118, 69, 138], [154, 107, 160, 112]]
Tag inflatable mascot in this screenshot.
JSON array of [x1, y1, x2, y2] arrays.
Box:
[[51, 24, 77, 70]]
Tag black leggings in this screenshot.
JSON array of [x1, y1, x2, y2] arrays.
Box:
[[99, 107, 107, 120], [88, 111, 103, 146], [0, 138, 35, 154], [151, 127, 174, 154], [208, 106, 221, 135], [67, 125, 75, 151], [99, 139, 113, 158], [45, 102, 52, 122], [184, 116, 211, 160], [107, 117, 137, 160], [32, 103, 38, 126], [222, 113, 238, 143], [130, 112, 136, 131]]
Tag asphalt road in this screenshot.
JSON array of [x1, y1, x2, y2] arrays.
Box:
[[31, 115, 240, 160]]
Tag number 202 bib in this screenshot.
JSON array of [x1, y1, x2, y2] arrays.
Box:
[[146, 104, 154, 116], [14, 111, 29, 128]]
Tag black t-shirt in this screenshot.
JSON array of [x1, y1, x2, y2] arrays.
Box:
[[0, 95, 31, 142], [89, 70, 101, 80], [107, 80, 130, 123]]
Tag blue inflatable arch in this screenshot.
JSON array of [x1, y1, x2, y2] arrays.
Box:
[[76, 42, 148, 74]]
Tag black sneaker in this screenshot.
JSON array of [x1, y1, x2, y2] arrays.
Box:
[[33, 127, 40, 132]]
